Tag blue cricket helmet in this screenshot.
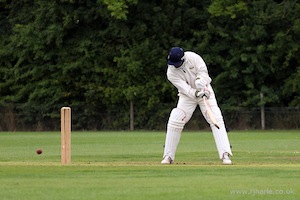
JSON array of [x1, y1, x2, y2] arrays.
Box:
[[167, 47, 185, 68]]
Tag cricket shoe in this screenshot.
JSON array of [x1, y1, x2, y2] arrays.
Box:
[[161, 156, 174, 164], [222, 152, 232, 165]]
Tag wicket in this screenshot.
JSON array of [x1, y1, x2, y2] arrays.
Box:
[[61, 107, 71, 164]]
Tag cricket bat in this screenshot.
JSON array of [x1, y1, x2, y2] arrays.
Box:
[[203, 96, 220, 129]]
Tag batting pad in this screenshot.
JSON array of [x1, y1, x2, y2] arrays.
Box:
[[163, 108, 186, 161], [211, 124, 233, 159]]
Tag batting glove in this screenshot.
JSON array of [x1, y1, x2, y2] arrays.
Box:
[[195, 77, 207, 89], [195, 87, 210, 99]]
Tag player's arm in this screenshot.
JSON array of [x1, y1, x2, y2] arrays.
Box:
[[193, 54, 212, 89], [169, 76, 210, 99], [167, 70, 197, 99]]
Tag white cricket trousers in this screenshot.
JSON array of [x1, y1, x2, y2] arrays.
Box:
[[163, 91, 232, 161]]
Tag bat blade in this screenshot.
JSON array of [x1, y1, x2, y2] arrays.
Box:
[[203, 96, 220, 129]]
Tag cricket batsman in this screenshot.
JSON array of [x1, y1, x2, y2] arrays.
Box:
[[161, 47, 233, 165]]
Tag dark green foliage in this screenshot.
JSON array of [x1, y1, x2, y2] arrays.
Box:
[[205, 0, 300, 108], [0, 0, 299, 130]]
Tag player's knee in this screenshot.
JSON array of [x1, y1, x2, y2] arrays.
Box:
[[210, 107, 224, 123], [214, 114, 225, 124], [168, 108, 186, 129]]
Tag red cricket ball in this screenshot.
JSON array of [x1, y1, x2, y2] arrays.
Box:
[[36, 149, 43, 155]]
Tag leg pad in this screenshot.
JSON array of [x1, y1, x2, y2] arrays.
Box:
[[162, 108, 187, 161]]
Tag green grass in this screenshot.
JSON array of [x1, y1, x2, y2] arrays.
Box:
[[0, 130, 299, 200]]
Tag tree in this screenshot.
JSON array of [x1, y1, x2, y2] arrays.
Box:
[[0, 0, 299, 130], [203, 0, 300, 108]]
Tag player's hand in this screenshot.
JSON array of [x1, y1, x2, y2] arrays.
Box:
[[195, 87, 210, 99], [195, 77, 206, 89]]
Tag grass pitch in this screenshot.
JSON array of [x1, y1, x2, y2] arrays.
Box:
[[0, 130, 299, 199]]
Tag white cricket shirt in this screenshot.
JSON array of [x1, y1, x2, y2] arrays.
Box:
[[167, 51, 212, 99]]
